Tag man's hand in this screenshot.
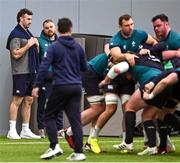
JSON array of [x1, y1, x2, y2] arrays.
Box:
[[139, 48, 150, 55], [124, 53, 138, 66], [32, 87, 39, 98], [34, 37, 39, 47], [27, 37, 37, 47]]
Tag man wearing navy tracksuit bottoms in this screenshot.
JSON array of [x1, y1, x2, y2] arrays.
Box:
[[32, 18, 87, 161]]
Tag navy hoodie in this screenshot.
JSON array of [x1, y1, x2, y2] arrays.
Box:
[[34, 36, 87, 87]]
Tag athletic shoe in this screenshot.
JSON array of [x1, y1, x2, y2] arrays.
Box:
[[40, 144, 63, 159], [158, 144, 176, 154], [90, 138, 101, 154], [39, 129, 45, 138], [7, 130, 21, 139], [20, 129, 41, 139], [113, 141, 133, 152], [64, 128, 75, 149], [84, 142, 91, 151], [157, 147, 167, 154], [138, 146, 158, 156], [57, 129, 65, 138], [166, 143, 176, 153], [66, 152, 86, 161]]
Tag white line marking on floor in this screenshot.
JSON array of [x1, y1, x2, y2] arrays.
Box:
[[0, 138, 180, 145]]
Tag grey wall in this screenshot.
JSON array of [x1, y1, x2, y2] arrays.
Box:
[[0, 0, 179, 135]]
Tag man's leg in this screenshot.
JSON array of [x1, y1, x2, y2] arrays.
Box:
[[113, 89, 145, 152], [20, 96, 41, 139], [7, 96, 23, 139], [138, 106, 159, 155], [37, 86, 47, 138], [40, 86, 64, 159], [88, 93, 118, 153], [120, 94, 131, 141]]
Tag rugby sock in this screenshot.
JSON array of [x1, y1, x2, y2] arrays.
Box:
[[142, 126, 148, 145], [156, 130, 160, 146], [164, 113, 180, 131], [122, 132, 126, 141], [91, 126, 100, 138], [167, 124, 172, 136], [87, 127, 95, 143], [9, 120, 16, 131], [22, 123, 29, 131], [125, 111, 135, 144], [157, 119, 167, 149], [143, 120, 156, 147]]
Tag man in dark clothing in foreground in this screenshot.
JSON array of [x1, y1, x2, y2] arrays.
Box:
[[32, 17, 87, 161]]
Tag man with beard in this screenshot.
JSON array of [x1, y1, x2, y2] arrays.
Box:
[[37, 19, 64, 138], [102, 14, 157, 149], [6, 8, 40, 139]]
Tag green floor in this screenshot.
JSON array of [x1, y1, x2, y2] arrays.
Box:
[[0, 136, 180, 162]]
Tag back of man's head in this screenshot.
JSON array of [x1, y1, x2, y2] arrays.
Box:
[[57, 18, 72, 34]]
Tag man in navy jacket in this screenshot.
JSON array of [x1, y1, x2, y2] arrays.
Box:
[[32, 17, 87, 161]]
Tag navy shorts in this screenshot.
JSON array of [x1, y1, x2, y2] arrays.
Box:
[[140, 87, 172, 109], [12, 74, 36, 97], [83, 95, 91, 110], [103, 74, 135, 95], [81, 67, 103, 96]]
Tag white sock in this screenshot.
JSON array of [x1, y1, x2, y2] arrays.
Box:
[[89, 127, 95, 135], [91, 126, 100, 138], [122, 132, 126, 141], [67, 127, 73, 136], [87, 127, 95, 143], [22, 123, 29, 131], [9, 120, 16, 131]]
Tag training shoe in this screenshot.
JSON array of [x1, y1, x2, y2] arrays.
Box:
[[157, 147, 168, 154], [90, 138, 101, 154], [138, 146, 158, 156], [39, 129, 45, 138], [84, 142, 91, 151], [64, 128, 75, 149], [57, 129, 65, 138], [40, 144, 63, 159], [7, 130, 21, 139], [66, 152, 86, 161], [113, 141, 133, 152], [20, 129, 41, 139], [166, 143, 176, 153], [158, 143, 176, 154]]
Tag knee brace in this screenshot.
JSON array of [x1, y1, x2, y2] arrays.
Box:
[[105, 94, 119, 105], [107, 61, 129, 79]]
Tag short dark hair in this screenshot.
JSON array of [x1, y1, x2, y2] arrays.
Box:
[[119, 14, 132, 26], [42, 19, 54, 26], [17, 8, 33, 23], [152, 14, 169, 22], [57, 17, 72, 33]]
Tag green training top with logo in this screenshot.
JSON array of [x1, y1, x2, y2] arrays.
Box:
[[109, 29, 148, 53]]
